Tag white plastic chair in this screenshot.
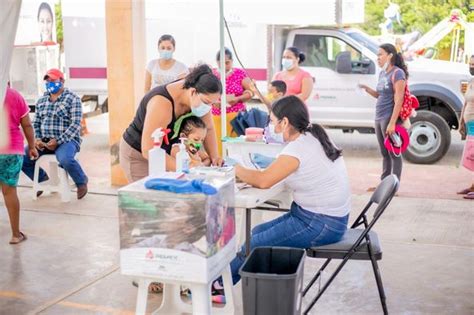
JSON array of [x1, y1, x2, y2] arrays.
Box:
[[32, 153, 79, 202]]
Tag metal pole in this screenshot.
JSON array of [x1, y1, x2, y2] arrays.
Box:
[[266, 24, 274, 84], [454, 28, 460, 62], [450, 29, 456, 62], [219, 0, 227, 143]]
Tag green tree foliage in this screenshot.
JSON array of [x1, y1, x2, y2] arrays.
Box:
[[362, 0, 473, 53], [55, 0, 63, 51]]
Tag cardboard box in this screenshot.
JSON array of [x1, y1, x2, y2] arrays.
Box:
[[118, 174, 236, 283]]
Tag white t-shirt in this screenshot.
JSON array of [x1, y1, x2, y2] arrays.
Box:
[[279, 133, 351, 217], [146, 59, 189, 88]]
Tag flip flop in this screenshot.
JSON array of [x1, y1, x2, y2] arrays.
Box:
[[463, 192, 474, 200], [9, 232, 27, 245], [131, 281, 164, 294], [457, 188, 474, 195]]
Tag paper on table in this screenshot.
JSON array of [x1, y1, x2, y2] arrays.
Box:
[[227, 152, 260, 170], [355, 84, 367, 96]]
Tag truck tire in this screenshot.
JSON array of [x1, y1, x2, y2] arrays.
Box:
[[404, 110, 451, 164]]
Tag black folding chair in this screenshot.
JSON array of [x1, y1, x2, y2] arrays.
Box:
[[303, 174, 399, 315]]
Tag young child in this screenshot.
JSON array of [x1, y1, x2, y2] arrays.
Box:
[[251, 80, 287, 110], [0, 86, 38, 244], [171, 115, 211, 168]]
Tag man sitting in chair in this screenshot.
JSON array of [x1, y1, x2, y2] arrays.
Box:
[[22, 68, 88, 200]]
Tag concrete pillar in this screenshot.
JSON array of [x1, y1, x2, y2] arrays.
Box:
[[105, 0, 146, 185]]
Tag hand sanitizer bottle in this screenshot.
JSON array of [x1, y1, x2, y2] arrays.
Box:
[[176, 138, 190, 173], [149, 128, 166, 177]]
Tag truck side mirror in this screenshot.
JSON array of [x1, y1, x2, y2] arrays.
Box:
[[360, 57, 376, 74], [335, 51, 352, 74], [367, 60, 376, 74]]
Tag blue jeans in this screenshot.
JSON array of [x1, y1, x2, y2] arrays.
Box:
[[22, 141, 88, 187], [231, 202, 349, 284]]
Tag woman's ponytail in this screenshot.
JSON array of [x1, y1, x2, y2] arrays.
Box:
[[308, 124, 342, 162], [394, 52, 409, 78]]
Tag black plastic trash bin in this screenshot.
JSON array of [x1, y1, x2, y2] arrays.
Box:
[[239, 247, 306, 315]]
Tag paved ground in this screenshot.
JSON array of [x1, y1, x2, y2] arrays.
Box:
[[0, 114, 472, 314]]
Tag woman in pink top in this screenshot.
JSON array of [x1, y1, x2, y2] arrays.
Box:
[[0, 86, 38, 244], [274, 47, 313, 102], [213, 48, 253, 153]]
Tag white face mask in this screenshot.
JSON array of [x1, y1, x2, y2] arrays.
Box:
[[191, 93, 211, 117], [281, 58, 294, 71], [159, 49, 173, 60], [381, 54, 392, 72], [191, 102, 211, 117], [268, 123, 284, 143]]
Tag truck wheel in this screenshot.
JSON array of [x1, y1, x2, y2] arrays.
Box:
[[404, 110, 451, 164]]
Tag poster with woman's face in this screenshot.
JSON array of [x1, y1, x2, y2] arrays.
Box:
[[15, 0, 57, 45]]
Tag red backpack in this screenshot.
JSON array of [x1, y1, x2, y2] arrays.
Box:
[[391, 69, 419, 120]]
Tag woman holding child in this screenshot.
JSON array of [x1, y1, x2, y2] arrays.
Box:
[[120, 64, 223, 182]]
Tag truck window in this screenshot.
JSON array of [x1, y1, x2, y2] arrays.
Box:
[[293, 34, 363, 72], [345, 30, 379, 55]]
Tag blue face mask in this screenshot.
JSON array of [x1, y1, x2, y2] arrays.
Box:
[[191, 93, 212, 117], [45, 81, 63, 94], [159, 49, 173, 60], [281, 58, 294, 71], [191, 103, 211, 117]]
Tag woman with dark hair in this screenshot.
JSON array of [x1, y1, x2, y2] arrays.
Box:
[[212, 47, 253, 153], [359, 43, 408, 186], [144, 34, 189, 92], [229, 95, 351, 284], [120, 64, 223, 182], [37, 2, 54, 43], [273, 47, 313, 102]]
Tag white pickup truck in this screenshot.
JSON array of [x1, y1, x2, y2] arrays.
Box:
[[58, 0, 469, 164], [279, 27, 470, 164]]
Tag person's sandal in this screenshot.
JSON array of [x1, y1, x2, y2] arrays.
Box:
[[457, 187, 474, 195], [463, 192, 474, 200], [132, 281, 164, 294], [9, 232, 27, 244]]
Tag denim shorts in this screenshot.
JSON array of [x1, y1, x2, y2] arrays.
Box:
[[0, 154, 24, 187]]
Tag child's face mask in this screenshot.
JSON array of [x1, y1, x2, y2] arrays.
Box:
[[267, 86, 282, 102], [183, 129, 206, 154], [186, 139, 202, 153]]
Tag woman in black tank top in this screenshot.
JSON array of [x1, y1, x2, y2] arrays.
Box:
[[119, 65, 223, 182]]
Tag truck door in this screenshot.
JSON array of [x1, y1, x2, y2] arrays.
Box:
[[292, 33, 377, 127]]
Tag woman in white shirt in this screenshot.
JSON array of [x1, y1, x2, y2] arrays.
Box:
[[231, 95, 351, 284], [144, 34, 189, 92]]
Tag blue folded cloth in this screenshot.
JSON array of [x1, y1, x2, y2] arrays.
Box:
[[145, 178, 218, 195], [224, 157, 239, 167], [250, 153, 275, 169]]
